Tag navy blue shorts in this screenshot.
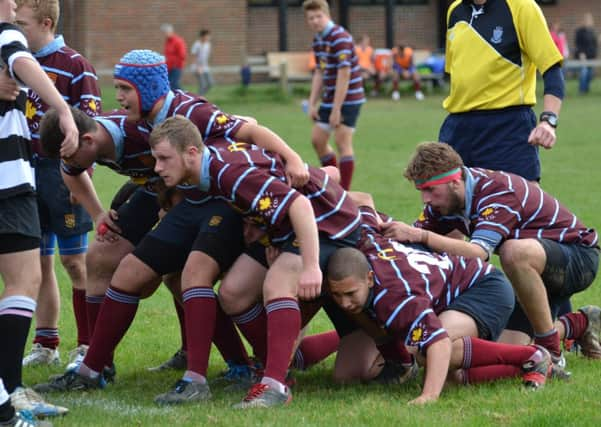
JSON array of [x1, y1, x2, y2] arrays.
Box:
[[506, 241, 599, 336], [0, 194, 40, 253], [439, 106, 540, 181], [41, 233, 88, 256], [36, 157, 93, 237], [115, 187, 161, 246], [133, 200, 243, 275], [317, 103, 362, 129], [447, 269, 515, 341]]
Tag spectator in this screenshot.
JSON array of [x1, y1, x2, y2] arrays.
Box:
[[161, 23, 187, 90], [354, 34, 375, 94], [574, 13, 598, 94], [391, 44, 424, 101], [190, 29, 213, 95], [550, 22, 569, 59]]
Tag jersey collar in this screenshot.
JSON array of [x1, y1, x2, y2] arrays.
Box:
[[152, 90, 176, 127], [198, 146, 212, 192], [318, 20, 335, 38], [34, 35, 65, 58], [463, 166, 476, 218]]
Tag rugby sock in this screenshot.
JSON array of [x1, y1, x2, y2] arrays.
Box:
[[173, 297, 187, 352], [558, 312, 588, 340], [33, 327, 59, 349], [183, 287, 216, 377], [533, 328, 561, 358], [0, 296, 36, 392], [292, 330, 339, 370], [320, 152, 337, 168], [339, 156, 355, 190], [413, 81, 421, 92], [463, 365, 522, 384], [232, 303, 267, 365], [83, 286, 139, 373], [462, 337, 538, 368], [213, 301, 251, 365], [264, 298, 301, 384], [73, 288, 89, 345], [85, 294, 104, 338]]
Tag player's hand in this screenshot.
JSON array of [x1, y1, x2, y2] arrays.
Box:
[[285, 155, 309, 188], [408, 393, 438, 405], [308, 105, 319, 121], [380, 221, 422, 243], [297, 263, 322, 301], [527, 121, 556, 149], [329, 108, 341, 128], [57, 108, 79, 158], [95, 210, 121, 243], [243, 220, 266, 245], [0, 68, 19, 101]]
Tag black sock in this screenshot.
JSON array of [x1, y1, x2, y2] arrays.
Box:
[[0, 314, 33, 393], [0, 399, 15, 423]]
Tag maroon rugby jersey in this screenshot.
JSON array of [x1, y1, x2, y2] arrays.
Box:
[[29, 36, 101, 155], [199, 145, 360, 242], [359, 206, 494, 352], [413, 167, 599, 253], [312, 24, 365, 108]]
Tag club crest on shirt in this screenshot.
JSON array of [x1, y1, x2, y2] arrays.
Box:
[[409, 324, 429, 346], [216, 114, 229, 125], [227, 142, 249, 152], [209, 215, 222, 227], [491, 26, 503, 44], [481, 207, 497, 219], [376, 248, 396, 261], [64, 213, 75, 229]]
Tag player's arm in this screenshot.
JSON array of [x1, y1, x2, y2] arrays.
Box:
[[12, 57, 78, 157], [380, 221, 488, 260], [307, 67, 323, 120], [287, 194, 322, 301], [330, 65, 350, 127], [0, 67, 18, 101], [409, 337, 452, 405], [233, 123, 309, 187]]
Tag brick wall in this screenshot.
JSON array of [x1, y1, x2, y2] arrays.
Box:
[[59, 0, 601, 82]]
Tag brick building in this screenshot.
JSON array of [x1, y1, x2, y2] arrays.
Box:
[[58, 1, 599, 80]]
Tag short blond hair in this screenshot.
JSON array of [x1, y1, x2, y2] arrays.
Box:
[[149, 115, 204, 153], [303, 0, 330, 15], [16, 0, 59, 31], [404, 142, 464, 183]]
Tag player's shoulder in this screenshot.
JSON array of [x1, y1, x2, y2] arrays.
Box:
[[56, 45, 97, 71]]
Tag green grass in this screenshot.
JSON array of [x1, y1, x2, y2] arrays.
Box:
[[19, 78, 601, 425]]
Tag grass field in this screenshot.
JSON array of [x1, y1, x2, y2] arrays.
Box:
[[19, 78, 601, 426]]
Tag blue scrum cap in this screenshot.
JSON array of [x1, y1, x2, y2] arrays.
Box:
[[114, 49, 170, 114]]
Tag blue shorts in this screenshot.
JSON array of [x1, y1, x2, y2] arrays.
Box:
[[41, 232, 88, 256], [36, 157, 93, 237], [393, 63, 416, 75], [133, 199, 244, 275], [506, 241, 599, 336], [447, 269, 515, 341], [317, 103, 362, 129], [439, 106, 540, 181]]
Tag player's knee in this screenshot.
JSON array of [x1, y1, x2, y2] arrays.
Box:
[[499, 240, 537, 270], [60, 255, 87, 283]]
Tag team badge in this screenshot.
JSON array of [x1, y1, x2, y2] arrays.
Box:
[[227, 142, 249, 152], [377, 248, 396, 261], [259, 196, 272, 211], [320, 60, 326, 70], [89, 99, 98, 113], [481, 207, 497, 220], [209, 216, 223, 227], [25, 100, 36, 120], [491, 26, 503, 44], [338, 53, 346, 60], [64, 214, 76, 229], [291, 239, 300, 248], [216, 114, 229, 125], [411, 327, 424, 344], [418, 212, 426, 222]]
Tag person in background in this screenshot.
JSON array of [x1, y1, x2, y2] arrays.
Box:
[[190, 29, 212, 95], [161, 23, 186, 90]]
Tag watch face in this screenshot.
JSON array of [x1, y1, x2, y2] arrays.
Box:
[[541, 113, 557, 127]]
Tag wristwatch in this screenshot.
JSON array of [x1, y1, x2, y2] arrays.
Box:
[[539, 111, 558, 128]]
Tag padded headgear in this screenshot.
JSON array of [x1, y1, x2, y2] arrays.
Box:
[[113, 50, 170, 114]]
